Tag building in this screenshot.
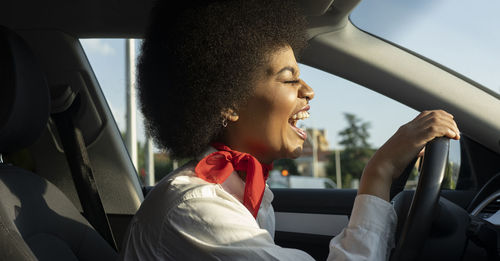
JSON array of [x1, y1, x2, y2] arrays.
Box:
[[294, 128, 335, 177]]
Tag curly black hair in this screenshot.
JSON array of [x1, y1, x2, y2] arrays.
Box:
[[138, 0, 307, 158]]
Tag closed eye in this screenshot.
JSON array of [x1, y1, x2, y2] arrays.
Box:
[[285, 80, 300, 84]]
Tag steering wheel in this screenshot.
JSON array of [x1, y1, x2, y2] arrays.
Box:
[[390, 137, 450, 261]]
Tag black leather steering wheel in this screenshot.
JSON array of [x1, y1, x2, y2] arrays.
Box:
[[390, 137, 450, 261]]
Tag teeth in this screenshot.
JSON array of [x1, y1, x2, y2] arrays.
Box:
[[290, 111, 310, 121]]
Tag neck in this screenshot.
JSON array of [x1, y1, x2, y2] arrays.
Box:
[[214, 138, 274, 165]]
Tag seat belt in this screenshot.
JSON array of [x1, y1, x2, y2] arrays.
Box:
[[52, 94, 117, 250]]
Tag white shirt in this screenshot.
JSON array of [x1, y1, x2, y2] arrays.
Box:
[[120, 152, 397, 261]]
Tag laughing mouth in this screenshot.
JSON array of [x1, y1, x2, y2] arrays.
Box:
[[288, 110, 310, 127], [288, 107, 310, 140]]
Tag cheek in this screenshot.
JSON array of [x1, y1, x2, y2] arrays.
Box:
[[277, 93, 305, 157], [237, 96, 279, 144], [237, 85, 300, 157], [244, 90, 295, 148], [256, 86, 294, 121], [265, 89, 294, 126], [270, 91, 299, 147]]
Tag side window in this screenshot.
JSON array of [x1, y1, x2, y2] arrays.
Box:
[[81, 39, 191, 185], [80, 39, 129, 136], [80, 39, 165, 185], [268, 64, 422, 189], [80, 40, 459, 190]]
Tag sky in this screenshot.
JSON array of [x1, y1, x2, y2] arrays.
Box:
[[80, 0, 499, 151]]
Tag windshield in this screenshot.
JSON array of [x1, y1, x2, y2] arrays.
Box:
[[350, 0, 500, 95]]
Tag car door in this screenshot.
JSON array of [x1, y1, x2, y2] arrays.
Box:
[[272, 188, 356, 260], [270, 137, 483, 260]]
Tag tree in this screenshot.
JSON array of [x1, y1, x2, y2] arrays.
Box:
[[326, 113, 375, 188], [121, 132, 146, 182], [153, 154, 192, 181], [153, 153, 173, 181], [273, 158, 299, 175], [120, 132, 192, 183]]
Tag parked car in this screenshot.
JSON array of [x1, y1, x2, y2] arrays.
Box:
[[268, 170, 337, 189], [0, 0, 498, 260]]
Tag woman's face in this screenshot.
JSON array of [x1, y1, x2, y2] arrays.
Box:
[[224, 46, 315, 163]]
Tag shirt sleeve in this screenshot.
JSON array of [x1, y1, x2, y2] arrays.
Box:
[[328, 194, 397, 261]]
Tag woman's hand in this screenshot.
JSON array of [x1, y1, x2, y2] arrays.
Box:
[[359, 110, 460, 201]]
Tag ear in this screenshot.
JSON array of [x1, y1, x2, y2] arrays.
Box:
[[221, 108, 239, 122]]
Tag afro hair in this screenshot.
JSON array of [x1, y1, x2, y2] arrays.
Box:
[[138, 0, 308, 158]]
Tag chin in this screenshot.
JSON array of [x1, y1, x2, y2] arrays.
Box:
[[285, 145, 303, 159]]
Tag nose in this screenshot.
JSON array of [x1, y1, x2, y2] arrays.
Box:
[[298, 79, 314, 101]]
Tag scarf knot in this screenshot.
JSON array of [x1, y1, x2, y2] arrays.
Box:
[[195, 143, 273, 218]]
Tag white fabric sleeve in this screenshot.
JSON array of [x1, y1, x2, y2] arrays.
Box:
[[327, 194, 397, 261]]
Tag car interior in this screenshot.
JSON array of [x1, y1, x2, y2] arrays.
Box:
[[1, 0, 499, 260]]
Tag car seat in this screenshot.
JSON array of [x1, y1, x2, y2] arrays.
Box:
[[0, 26, 117, 261]]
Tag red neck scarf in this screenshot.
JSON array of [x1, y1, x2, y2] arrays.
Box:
[[195, 143, 273, 218]]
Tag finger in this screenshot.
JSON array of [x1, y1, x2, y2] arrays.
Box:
[[435, 116, 460, 139], [441, 125, 459, 139], [414, 110, 433, 120], [419, 110, 451, 123], [435, 109, 454, 119], [418, 148, 425, 157], [446, 128, 459, 139], [421, 113, 460, 139], [445, 119, 460, 139], [422, 124, 458, 141]]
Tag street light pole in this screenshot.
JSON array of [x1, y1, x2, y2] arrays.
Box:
[[145, 135, 155, 186], [335, 149, 341, 188], [312, 129, 319, 177], [125, 39, 138, 171]]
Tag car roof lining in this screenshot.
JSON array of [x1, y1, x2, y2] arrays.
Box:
[[0, 0, 343, 38], [0, 0, 154, 38], [2, 0, 499, 156]]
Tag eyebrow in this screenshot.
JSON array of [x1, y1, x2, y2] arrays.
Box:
[[277, 66, 297, 76]]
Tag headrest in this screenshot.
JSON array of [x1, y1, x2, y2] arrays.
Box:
[[0, 26, 50, 153]]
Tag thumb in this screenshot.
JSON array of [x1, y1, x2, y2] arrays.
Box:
[[418, 148, 425, 158]]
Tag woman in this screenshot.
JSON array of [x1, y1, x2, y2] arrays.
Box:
[[120, 0, 460, 260]]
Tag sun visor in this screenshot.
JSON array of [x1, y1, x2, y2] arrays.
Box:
[[297, 0, 335, 16]]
